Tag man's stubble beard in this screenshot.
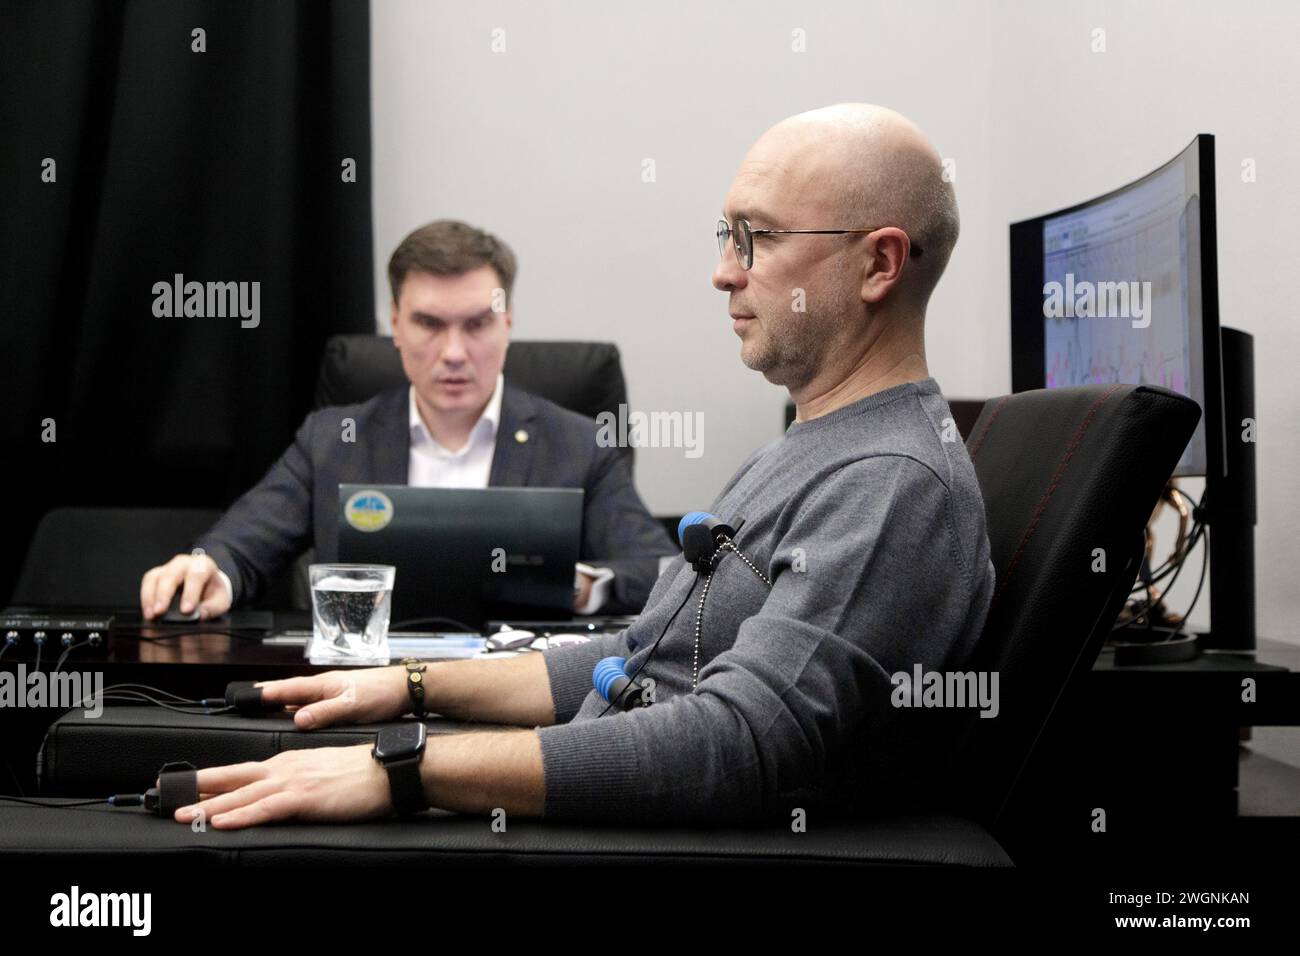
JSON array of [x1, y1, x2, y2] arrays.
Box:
[[742, 295, 856, 389]]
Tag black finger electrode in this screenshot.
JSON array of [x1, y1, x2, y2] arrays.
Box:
[[224, 681, 274, 716], [143, 761, 199, 817]]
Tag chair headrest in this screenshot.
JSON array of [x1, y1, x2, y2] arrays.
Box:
[[314, 336, 630, 425]]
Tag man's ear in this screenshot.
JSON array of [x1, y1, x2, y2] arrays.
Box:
[[859, 228, 910, 305]]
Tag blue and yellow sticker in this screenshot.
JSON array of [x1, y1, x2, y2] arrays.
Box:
[[344, 489, 394, 532]]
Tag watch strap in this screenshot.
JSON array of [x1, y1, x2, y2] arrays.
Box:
[[383, 752, 429, 816]]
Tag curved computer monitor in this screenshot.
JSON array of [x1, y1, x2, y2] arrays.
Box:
[[1010, 134, 1225, 479]]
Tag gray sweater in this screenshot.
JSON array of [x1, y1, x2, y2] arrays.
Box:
[[537, 377, 996, 825]]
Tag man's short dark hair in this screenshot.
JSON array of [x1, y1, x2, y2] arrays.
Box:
[[387, 220, 518, 304]]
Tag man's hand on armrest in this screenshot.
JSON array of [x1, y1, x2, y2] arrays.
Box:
[[171, 728, 545, 829], [168, 638, 592, 829], [257, 667, 412, 728], [254, 652, 559, 731]]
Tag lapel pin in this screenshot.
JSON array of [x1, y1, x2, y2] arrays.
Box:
[[515, 429, 529, 444]]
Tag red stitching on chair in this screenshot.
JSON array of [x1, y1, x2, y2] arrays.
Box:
[[989, 384, 1125, 608], [968, 395, 1013, 460]]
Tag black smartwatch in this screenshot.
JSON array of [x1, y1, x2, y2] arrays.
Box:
[[372, 722, 429, 816]]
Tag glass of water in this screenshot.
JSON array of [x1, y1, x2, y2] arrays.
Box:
[[307, 564, 395, 665]]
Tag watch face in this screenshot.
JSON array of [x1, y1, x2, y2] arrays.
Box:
[[374, 722, 427, 761]]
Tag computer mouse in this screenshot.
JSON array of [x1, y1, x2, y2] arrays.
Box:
[[160, 592, 202, 623]]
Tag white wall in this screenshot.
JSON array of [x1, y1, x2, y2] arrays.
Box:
[[372, 0, 1300, 642]]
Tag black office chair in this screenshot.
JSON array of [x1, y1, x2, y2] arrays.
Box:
[[920, 383, 1202, 860], [1, 383, 1200, 866], [10, 507, 224, 609]]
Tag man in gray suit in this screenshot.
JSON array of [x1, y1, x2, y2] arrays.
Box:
[[140, 220, 676, 621]]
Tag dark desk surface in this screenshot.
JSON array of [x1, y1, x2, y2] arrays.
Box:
[[0, 608, 633, 672], [3, 610, 1297, 674]]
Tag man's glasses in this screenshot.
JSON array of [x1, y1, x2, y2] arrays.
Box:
[[716, 217, 923, 271]]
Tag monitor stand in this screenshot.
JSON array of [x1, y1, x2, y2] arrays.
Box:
[[1111, 327, 1257, 664], [1110, 626, 1201, 665]]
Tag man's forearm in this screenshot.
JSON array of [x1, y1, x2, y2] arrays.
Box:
[[419, 730, 545, 817], [424, 653, 556, 727]]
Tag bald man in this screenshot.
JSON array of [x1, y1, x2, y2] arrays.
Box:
[[161, 104, 996, 831]]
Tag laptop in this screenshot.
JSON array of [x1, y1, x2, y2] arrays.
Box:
[[337, 485, 584, 630]]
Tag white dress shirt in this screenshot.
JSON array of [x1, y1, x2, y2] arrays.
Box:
[[212, 373, 613, 614], [407, 373, 504, 488]]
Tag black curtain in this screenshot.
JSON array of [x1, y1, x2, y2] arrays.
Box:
[[0, 1, 374, 601]]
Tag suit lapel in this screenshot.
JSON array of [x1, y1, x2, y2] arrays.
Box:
[[369, 387, 411, 484], [489, 385, 538, 487]]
